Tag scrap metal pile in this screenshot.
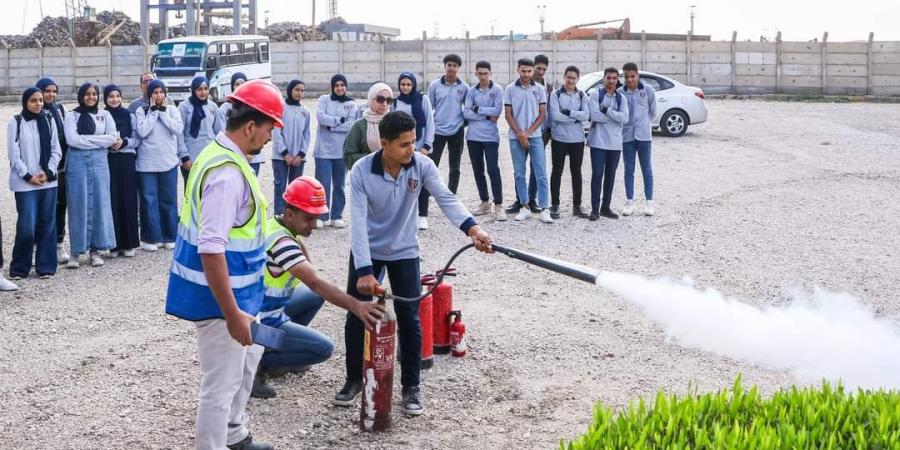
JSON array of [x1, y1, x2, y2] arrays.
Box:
[[0, 11, 341, 49]]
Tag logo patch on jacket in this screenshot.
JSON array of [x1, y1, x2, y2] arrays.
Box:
[[407, 178, 419, 191]]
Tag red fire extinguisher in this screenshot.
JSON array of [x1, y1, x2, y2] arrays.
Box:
[[431, 268, 456, 354], [360, 292, 396, 432], [419, 275, 436, 369], [449, 311, 466, 357]]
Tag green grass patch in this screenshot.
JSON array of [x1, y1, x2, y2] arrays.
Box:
[[561, 377, 900, 450]]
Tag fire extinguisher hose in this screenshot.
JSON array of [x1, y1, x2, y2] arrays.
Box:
[[383, 242, 600, 303]]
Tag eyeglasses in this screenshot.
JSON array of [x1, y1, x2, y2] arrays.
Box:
[[375, 95, 394, 105]]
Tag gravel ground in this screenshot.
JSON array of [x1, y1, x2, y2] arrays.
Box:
[[0, 98, 898, 449]]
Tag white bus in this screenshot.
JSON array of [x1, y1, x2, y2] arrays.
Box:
[[150, 35, 272, 103]]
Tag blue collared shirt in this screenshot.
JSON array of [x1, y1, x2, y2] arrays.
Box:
[[427, 76, 469, 136], [349, 151, 475, 276], [503, 79, 547, 139], [619, 82, 657, 142], [549, 87, 590, 144], [463, 81, 505, 143], [587, 89, 630, 151]]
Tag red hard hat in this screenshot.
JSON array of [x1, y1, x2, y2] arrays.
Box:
[[226, 79, 285, 128], [283, 176, 329, 216]]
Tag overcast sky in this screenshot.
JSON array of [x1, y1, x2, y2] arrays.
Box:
[[4, 0, 897, 42]]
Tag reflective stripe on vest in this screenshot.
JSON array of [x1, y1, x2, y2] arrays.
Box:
[[165, 140, 268, 321], [260, 217, 303, 327]]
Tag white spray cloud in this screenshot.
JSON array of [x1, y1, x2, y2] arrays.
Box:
[[596, 271, 900, 390]]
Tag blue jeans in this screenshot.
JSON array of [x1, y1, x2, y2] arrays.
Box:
[[623, 140, 653, 201], [66, 149, 116, 255], [314, 157, 346, 221], [138, 167, 179, 244], [346, 255, 422, 388], [590, 148, 621, 212], [467, 140, 503, 204], [11, 188, 57, 277], [272, 159, 306, 215], [509, 137, 549, 209], [250, 162, 261, 176], [260, 287, 333, 371]]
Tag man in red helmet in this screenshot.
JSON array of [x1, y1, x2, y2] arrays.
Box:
[[165, 79, 284, 450], [250, 176, 385, 399]]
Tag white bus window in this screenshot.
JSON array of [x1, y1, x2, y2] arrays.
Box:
[[259, 42, 270, 62], [244, 42, 257, 63], [156, 42, 205, 69], [207, 44, 219, 55], [228, 43, 241, 65]]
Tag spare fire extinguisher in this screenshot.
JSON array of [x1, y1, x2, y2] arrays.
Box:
[[449, 310, 466, 357], [431, 268, 456, 354], [360, 292, 396, 432]]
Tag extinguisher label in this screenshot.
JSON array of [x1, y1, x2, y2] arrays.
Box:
[[373, 335, 395, 370]]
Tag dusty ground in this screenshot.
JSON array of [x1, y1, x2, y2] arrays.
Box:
[[0, 98, 898, 449]]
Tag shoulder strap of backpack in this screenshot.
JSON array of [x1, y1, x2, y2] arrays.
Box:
[[14, 114, 22, 142]]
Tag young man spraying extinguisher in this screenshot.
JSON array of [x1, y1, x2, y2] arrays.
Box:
[[251, 176, 385, 399], [335, 111, 493, 415]]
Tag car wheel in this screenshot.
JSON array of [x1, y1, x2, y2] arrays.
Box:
[[660, 110, 688, 137]]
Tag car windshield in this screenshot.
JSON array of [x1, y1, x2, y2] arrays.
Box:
[[577, 73, 604, 93], [156, 42, 206, 69]]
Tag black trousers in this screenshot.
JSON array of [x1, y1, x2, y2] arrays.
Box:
[[55, 171, 67, 244], [419, 127, 464, 217], [109, 153, 140, 251], [550, 140, 585, 208], [345, 254, 423, 388]]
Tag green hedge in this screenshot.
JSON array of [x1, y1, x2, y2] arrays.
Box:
[[561, 377, 900, 450]]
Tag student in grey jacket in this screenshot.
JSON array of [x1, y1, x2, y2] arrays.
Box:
[[135, 80, 183, 252], [314, 74, 358, 228], [463, 61, 506, 220], [7, 87, 62, 280], [272, 79, 311, 215], [420, 54, 469, 230], [216, 73, 265, 175], [394, 72, 435, 154], [63, 82, 119, 269], [103, 85, 140, 258], [178, 76, 222, 182], [335, 111, 493, 416], [619, 62, 657, 217], [587, 67, 630, 221], [548, 65, 591, 220]]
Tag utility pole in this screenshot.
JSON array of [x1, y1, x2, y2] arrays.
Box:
[[311, 0, 316, 28], [690, 5, 696, 35], [537, 5, 546, 38], [490, 19, 497, 36]]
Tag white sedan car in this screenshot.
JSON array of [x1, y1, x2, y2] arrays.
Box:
[[577, 71, 708, 137]]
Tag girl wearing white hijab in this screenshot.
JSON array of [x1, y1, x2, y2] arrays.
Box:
[[342, 82, 393, 170]]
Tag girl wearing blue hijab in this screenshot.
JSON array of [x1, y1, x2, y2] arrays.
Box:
[[62, 82, 119, 269], [394, 72, 435, 153], [6, 87, 63, 283], [271, 79, 311, 214], [177, 76, 222, 181], [35, 76, 70, 264], [103, 84, 140, 257]]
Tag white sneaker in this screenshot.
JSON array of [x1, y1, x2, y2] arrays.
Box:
[[622, 200, 635, 216], [57, 244, 69, 264], [106, 250, 119, 258], [644, 200, 655, 216], [164, 242, 176, 250], [332, 219, 346, 228], [417, 216, 429, 230], [316, 219, 325, 229], [0, 275, 19, 291], [90, 253, 104, 267], [539, 209, 554, 223], [141, 242, 159, 252], [494, 205, 508, 221], [123, 249, 136, 258], [324, 220, 332, 227], [66, 256, 80, 269], [515, 209, 530, 221], [473, 201, 491, 216]]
